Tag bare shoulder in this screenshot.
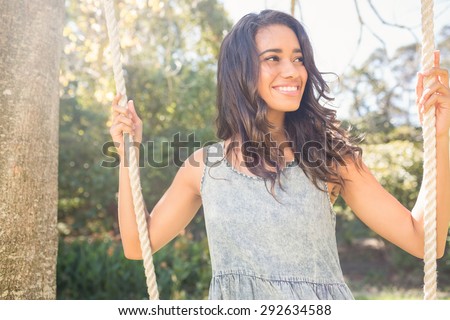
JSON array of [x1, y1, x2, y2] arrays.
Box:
[[336, 155, 380, 201], [326, 182, 340, 204], [327, 156, 364, 203], [338, 155, 367, 180], [174, 147, 206, 196]]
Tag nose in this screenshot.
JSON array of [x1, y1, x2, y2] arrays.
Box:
[[280, 59, 300, 79]]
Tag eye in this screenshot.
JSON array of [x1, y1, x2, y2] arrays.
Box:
[[265, 56, 280, 62], [294, 56, 304, 63]]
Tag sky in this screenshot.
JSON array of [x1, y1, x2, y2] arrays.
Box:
[[219, 0, 449, 118], [220, 0, 449, 75]]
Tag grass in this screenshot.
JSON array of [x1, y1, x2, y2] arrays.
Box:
[[338, 238, 450, 300], [352, 285, 450, 300]]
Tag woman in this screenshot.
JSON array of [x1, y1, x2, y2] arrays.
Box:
[[109, 10, 450, 299]]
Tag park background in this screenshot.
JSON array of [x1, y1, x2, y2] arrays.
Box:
[[1, 0, 450, 299]]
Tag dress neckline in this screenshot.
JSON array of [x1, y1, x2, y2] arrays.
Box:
[[217, 141, 299, 180]]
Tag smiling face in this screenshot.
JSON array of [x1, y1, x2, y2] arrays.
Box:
[[256, 24, 308, 125]]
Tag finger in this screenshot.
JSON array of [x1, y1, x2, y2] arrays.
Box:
[[418, 95, 423, 125], [112, 94, 122, 106], [433, 50, 440, 69], [422, 68, 449, 84], [416, 72, 424, 105], [128, 100, 143, 124], [119, 114, 134, 127], [441, 70, 449, 88], [433, 51, 443, 86], [112, 114, 120, 125], [419, 81, 449, 105], [422, 68, 448, 78], [112, 105, 131, 118], [111, 94, 122, 117], [423, 51, 443, 86], [114, 123, 135, 136], [117, 94, 128, 108], [128, 100, 137, 118], [422, 93, 439, 114], [112, 114, 134, 129], [110, 124, 127, 138]]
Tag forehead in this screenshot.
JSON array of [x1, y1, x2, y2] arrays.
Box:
[[255, 24, 300, 51]]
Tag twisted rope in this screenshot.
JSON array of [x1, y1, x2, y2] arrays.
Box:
[[102, 0, 437, 301], [420, 0, 437, 301], [103, 0, 159, 300]]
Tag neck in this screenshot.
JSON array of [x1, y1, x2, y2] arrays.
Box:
[[268, 119, 289, 147], [266, 109, 285, 131]]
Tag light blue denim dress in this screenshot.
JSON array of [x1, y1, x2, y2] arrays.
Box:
[[200, 142, 354, 300]]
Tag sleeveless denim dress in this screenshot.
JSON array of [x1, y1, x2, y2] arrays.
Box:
[[200, 142, 354, 300]]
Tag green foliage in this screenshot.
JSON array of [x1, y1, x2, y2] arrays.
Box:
[[58, 92, 119, 236], [59, 0, 231, 237], [57, 237, 147, 299], [442, 236, 450, 275], [340, 25, 449, 126], [335, 131, 450, 288], [57, 233, 211, 300], [155, 232, 211, 299], [362, 140, 422, 209], [57, 0, 450, 299], [57, 0, 229, 299], [335, 134, 423, 245]]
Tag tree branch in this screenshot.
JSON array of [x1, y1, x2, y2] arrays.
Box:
[[367, 0, 419, 44]]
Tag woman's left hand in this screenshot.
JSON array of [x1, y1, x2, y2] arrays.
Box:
[[416, 50, 450, 139]]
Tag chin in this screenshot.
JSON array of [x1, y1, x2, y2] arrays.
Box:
[[286, 105, 301, 112]]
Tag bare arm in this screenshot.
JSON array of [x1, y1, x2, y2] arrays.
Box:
[[340, 139, 449, 258], [118, 148, 203, 259], [340, 52, 450, 259], [110, 95, 204, 259]]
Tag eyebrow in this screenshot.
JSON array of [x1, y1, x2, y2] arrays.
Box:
[[258, 48, 302, 56]]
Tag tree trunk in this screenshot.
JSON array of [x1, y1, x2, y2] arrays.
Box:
[[0, 0, 64, 299]]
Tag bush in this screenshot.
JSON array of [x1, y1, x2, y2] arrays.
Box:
[[334, 137, 450, 289], [335, 139, 422, 243], [57, 234, 211, 299]]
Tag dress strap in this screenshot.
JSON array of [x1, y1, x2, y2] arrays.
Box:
[[204, 141, 225, 167]]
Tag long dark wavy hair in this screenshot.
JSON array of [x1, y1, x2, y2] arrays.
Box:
[[216, 10, 362, 195]]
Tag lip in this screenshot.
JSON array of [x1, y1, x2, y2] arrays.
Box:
[[272, 84, 301, 96]]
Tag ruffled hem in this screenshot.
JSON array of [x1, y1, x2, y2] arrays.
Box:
[[209, 271, 354, 300]]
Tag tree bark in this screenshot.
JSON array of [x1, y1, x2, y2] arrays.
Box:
[[0, 0, 64, 299]]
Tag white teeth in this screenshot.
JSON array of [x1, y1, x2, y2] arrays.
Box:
[[277, 86, 298, 92]]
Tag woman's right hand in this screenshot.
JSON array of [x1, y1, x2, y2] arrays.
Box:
[[109, 94, 143, 157]]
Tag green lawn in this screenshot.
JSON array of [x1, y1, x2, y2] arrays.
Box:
[[352, 286, 450, 300]]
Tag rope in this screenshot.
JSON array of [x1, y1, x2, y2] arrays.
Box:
[[102, 0, 437, 301], [420, 0, 437, 300], [103, 0, 159, 300]]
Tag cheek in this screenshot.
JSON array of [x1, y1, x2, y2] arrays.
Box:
[[259, 64, 278, 80], [258, 66, 277, 88], [257, 68, 272, 95], [301, 67, 308, 82]]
